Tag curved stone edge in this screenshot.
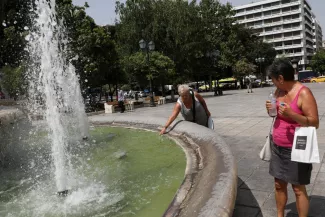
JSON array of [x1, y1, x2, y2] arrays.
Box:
[[89, 114, 237, 217]]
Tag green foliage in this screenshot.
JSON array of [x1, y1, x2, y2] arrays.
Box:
[[306, 66, 312, 70], [116, 0, 276, 83], [1, 65, 26, 99], [0, 0, 30, 67], [311, 50, 325, 73], [233, 59, 257, 77], [122, 51, 175, 88]]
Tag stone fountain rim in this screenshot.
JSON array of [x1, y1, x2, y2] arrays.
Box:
[[89, 114, 237, 217]]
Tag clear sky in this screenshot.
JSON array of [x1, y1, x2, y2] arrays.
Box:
[[73, 0, 325, 35]]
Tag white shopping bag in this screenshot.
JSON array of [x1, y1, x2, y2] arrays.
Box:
[[208, 116, 214, 129], [291, 127, 320, 163], [259, 135, 271, 161]]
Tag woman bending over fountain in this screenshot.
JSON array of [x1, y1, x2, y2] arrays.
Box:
[[160, 84, 211, 135]]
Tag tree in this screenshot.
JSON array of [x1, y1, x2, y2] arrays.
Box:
[[233, 58, 257, 77], [1, 65, 26, 99], [311, 50, 325, 74], [0, 0, 30, 68], [122, 51, 175, 90]]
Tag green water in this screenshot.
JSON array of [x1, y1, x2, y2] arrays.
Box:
[[88, 126, 186, 217], [0, 126, 186, 217]]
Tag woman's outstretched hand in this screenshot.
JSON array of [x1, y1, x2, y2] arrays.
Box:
[[159, 127, 167, 135]]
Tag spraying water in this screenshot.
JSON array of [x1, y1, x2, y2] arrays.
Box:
[[26, 0, 89, 193]]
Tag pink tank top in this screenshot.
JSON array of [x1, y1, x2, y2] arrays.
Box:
[[272, 86, 305, 148]]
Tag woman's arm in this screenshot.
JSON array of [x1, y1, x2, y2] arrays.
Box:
[[159, 103, 181, 135], [281, 88, 319, 128], [194, 92, 211, 117]]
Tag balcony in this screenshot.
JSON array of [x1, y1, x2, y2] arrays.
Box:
[[304, 12, 313, 22], [276, 52, 303, 58], [275, 44, 303, 50], [236, 11, 302, 25], [283, 17, 302, 24], [260, 26, 302, 36], [305, 28, 313, 36], [234, 2, 301, 17], [264, 35, 303, 43]]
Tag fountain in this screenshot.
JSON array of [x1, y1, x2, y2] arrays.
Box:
[[0, 1, 186, 216], [26, 0, 89, 194]]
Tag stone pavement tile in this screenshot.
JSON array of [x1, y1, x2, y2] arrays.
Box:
[[241, 174, 275, 192], [311, 185, 325, 197], [319, 163, 325, 172], [236, 189, 271, 208], [232, 205, 260, 217], [232, 149, 248, 162], [237, 158, 263, 177], [313, 172, 325, 185], [313, 163, 322, 173], [308, 196, 325, 217]]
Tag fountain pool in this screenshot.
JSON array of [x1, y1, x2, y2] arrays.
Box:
[[0, 126, 186, 217]]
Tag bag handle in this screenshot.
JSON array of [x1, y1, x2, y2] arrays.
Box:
[[269, 117, 275, 135]]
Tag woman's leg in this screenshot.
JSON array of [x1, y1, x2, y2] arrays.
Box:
[[292, 184, 309, 217], [274, 178, 288, 217]]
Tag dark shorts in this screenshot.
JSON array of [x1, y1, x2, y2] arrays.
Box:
[[269, 136, 312, 185]]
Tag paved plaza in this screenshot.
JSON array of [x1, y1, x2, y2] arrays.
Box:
[[104, 83, 325, 217]]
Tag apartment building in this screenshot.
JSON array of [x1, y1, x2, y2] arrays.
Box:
[[234, 0, 323, 70]]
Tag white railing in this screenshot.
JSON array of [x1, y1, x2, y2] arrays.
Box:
[[264, 35, 302, 43], [234, 1, 301, 17]]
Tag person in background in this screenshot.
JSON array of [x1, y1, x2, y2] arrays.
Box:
[[246, 76, 253, 93], [117, 89, 125, 113], [265, 59, 319, 217], [160, 84, 211, 135]]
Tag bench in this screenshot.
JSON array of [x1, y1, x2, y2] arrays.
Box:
[[105, 100, 135, 113], [143, 96, 166, 106], [105, 101, 119, 113]]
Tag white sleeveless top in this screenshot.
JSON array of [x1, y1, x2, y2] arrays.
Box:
[[177, 96, 208, 127]]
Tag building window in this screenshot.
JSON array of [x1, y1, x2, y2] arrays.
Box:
[[254, 12, 262, 18], [272, 9, 281, 14], [255, 21, 262, 26], [293, 39, 301, 44], [237, 9, 245, 14]]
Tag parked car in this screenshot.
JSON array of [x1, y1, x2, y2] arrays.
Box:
[[301, 76, 314, 83], [137, 91, 147, 98], [310, 76, 325, 83]]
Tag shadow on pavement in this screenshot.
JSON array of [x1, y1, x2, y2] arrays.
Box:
[[286, 195, 325, 217], [233, 177, 264, 217], [201, 93, 238, 99]]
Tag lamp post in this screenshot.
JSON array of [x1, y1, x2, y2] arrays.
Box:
[[255, 57, 265, 87], [291, 59, 299, 81], [139, 39, 156, 107], [206, 49, 220, 96]]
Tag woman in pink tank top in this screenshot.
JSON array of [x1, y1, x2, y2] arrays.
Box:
[[265, 59, 319, 217]]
